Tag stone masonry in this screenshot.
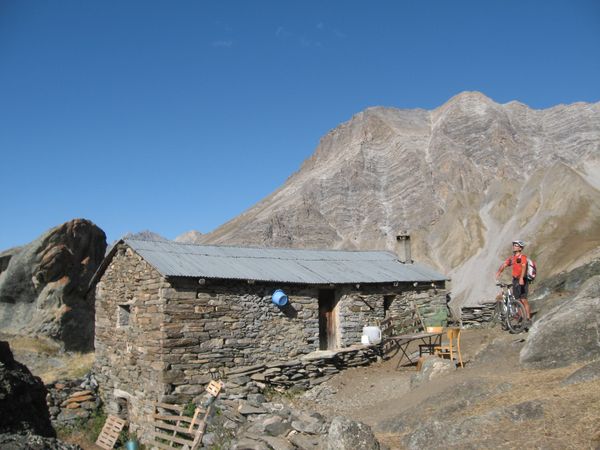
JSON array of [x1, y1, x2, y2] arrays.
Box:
[[94, 242, 446, 440]]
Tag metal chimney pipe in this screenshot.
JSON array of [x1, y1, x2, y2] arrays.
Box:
[[396, 231, 412, 264]]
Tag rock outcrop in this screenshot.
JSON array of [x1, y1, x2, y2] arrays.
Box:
[[0, 219, 106, 351], [326, 416, 380, 450], [0, 341, 54, 437], [520, 275, 600, 368], [195, 92, 600, 307]]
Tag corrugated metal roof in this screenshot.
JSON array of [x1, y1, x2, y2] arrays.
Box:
[[123, 238, 446, 284]]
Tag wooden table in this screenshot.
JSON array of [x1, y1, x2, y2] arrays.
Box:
[[386, 331, 443, 368]]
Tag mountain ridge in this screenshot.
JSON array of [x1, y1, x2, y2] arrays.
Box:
[[186, 92, 599, 306]]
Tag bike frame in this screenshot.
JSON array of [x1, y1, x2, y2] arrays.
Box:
[[495, 283, 527, 333]]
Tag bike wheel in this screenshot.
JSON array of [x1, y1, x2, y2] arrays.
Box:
[[492, 301, 508, 330], [506, 300, 527, 334]]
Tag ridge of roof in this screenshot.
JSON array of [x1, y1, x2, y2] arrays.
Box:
[[89, 238, 447, 289], [122, 237, 399, 256]]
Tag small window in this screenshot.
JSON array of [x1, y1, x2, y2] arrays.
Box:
[[117, 304, 131, 327]]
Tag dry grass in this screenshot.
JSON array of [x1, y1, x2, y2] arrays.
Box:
[[40, 352, 95, 384], [1, 332, 94, 383], [450, 363, 600, 449], [3, 334, 61, 355]]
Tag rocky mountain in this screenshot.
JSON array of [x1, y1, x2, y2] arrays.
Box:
[[122, 230, 168, 242], [196, 92, 600, 306], [0, 219, 106, 350], [175, 230, 204, 243]]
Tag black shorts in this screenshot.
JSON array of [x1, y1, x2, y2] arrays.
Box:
[[513, 277, 528, 299]]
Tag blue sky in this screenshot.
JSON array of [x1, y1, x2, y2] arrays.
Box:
[[1, 0, 599, 249]]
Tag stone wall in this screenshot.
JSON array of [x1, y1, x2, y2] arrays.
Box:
[[94, 243, 447, 440], [338, 282, 447, 347], [160, 279, 322, 404], [94, 244, 169, 438]]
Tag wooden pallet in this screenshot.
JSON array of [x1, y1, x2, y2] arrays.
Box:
[[95, 415, 126, 450], [150, 380, 224, 450]]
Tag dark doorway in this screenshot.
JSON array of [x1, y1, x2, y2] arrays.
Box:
[[318, 289, 338, 350], [383, 295, 395, 318], [116, 397, 129, 421]]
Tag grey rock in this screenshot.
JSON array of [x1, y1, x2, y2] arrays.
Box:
[[264, 416, 291, 437], [231, 437, 270, 450], [0, 432, 82, 449], [238, 401, 267, 415], [501, 400, 544, 422], [410, 356, 456, 388], [376, 379, 512, 435], [0, 219, 106, 351], [326, 416, 380, 450], [561, 359, 600, 385], [0, 341, 55, 437], [201, 432, 216, 446], [521, 276, 600, 368], [402, 400, 544, 449], [246, 393, 266, 405], [288, 431, 323, 449], [245, 415, 290, 436], [258, 435, 296, 450]]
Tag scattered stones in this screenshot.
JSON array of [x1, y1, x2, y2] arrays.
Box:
[[0, 432, 82, 450], [45, 373, 101, 427]]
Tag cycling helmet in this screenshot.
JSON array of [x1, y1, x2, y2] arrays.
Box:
[[512, 240, 526, 248]]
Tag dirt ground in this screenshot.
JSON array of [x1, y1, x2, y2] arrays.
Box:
[[295, 327, 600, 449], [3, 327, 599, 449]]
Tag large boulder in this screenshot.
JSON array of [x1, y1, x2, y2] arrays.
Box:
[[520, 275, 600, 368], [0, 341, 54, 437], [0, 219, 106, 351], [326, 416, 380, 450]]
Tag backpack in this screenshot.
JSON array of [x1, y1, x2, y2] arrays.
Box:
[[526, 258, 537, 281]]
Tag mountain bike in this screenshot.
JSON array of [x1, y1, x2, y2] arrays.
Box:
[[494, 282, 528, 333]]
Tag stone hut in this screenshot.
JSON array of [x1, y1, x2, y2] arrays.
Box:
[[92, 238, 446, 436]]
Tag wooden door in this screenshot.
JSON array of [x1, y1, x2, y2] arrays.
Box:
[[318, 289, 338, 350]]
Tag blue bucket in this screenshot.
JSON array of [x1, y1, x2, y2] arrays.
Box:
[[125, 440, 139, 450], [272, 289, 288, 306]]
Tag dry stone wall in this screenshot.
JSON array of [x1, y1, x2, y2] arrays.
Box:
[[94, 243, 447, 438], [338, 282, 447, 346], [160, 279, 321, 403], [94, 244, 169, 438]]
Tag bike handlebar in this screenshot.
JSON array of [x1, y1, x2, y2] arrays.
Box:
[[495, 282, 512, 288]]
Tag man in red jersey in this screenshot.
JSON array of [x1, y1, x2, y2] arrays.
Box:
[[495, 240, 531, 321]]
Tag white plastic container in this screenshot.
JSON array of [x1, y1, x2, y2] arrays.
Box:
[[362, 326, 382, 345]]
